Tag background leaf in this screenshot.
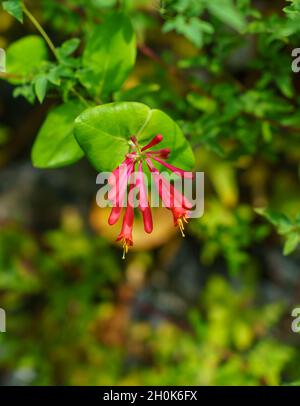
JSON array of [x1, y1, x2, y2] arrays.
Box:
[[2, 0, 23, 23], [79, 12, 136, 98], [255, 208, 293, 235], [34, 75, 48, 103], [5, 35, 48, 83], [163, 15, 214, 48], [207, 0, 246, 32], [57, 38, 80, 59], [283, 232, 300, 255]]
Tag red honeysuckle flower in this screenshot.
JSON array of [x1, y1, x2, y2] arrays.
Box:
[[146, 158, 192, 209], [108, 160, 135, 225], [116, 183, 135, 259], [146, 148, 171, 159], [107, 134, 194, 257], [141, 134, 163, 151], [146, 158, 192, 237], [136, 161, 153, 234], [151, 156, 194, 179]]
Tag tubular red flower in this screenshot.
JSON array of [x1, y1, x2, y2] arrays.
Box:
[[150, 156, 194, 179], [108, 160, 134, 205], [108, 207, 123, 226], [146, 158, 193, 210], [107, 133, 195, 256], [116, 184, 135, 259], [146, 158, 192, 237], [146, 148, 171, 159], [141, 134, 163, 151], [171, 206, 189, 237], [136, 162, 153, 234], [108, 157, 132, 191], [108, 160, 135, 225]]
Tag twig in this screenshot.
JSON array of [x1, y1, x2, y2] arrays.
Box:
[[22, 3, 90, 107], [22, 3, 58, 59]]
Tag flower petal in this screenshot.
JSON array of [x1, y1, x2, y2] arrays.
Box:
[[151, 156, 194, 179], [146, 148, 171, 159], [146, 158, 193, 209], [141, 134, 163, 151], [108, 161, 134, 205], [136, 162, 153, 233], [108, 206, 123, 225]]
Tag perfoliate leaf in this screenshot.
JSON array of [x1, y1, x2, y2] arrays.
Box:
[[32, 101, 85, 168], [74, 102, 195, 172]]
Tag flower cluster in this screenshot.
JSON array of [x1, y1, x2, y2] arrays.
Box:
[[108, 134, 194, 258]]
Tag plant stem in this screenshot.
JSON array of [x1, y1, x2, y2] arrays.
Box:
[[22, 4, 58, 59], [22, 3, 91, 108], [72, 88, 91, 107], [0, 72, 23, 80]]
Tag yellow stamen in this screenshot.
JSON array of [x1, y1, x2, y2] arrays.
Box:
[[122, 239, 129, 259], [177, 218, 186, 237]]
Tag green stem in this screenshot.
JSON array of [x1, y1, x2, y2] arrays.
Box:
[[22, 3, 91, 108], [22, 4, 58, 59], [72, 88, 91, 107]]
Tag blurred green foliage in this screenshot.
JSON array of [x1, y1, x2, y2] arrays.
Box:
[[0, 221, 298, 385]]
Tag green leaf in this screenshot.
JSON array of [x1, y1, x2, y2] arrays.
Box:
[[13, 84, 35, 103], [255, 208, 293, 234], [261, 121, 272, 143], [283, 380, 300, 387], [5, 35, 48, 84], [187, 92, 216, 113], [283, 232, 300, 255], [2, 0, 23, 23], [47, 66, 62, 86], [206, 0, 246, 32], [34, 75, 48, 103], [57, 38, 80, 59], [31, 101, 85, 168], [114, 83, 160, 102], [163, 15, 214, 48], [79, 12, 136, 98], [275, 74, 293, 99], [295, 213, 300, 226], [74, 102, 195, 172]]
